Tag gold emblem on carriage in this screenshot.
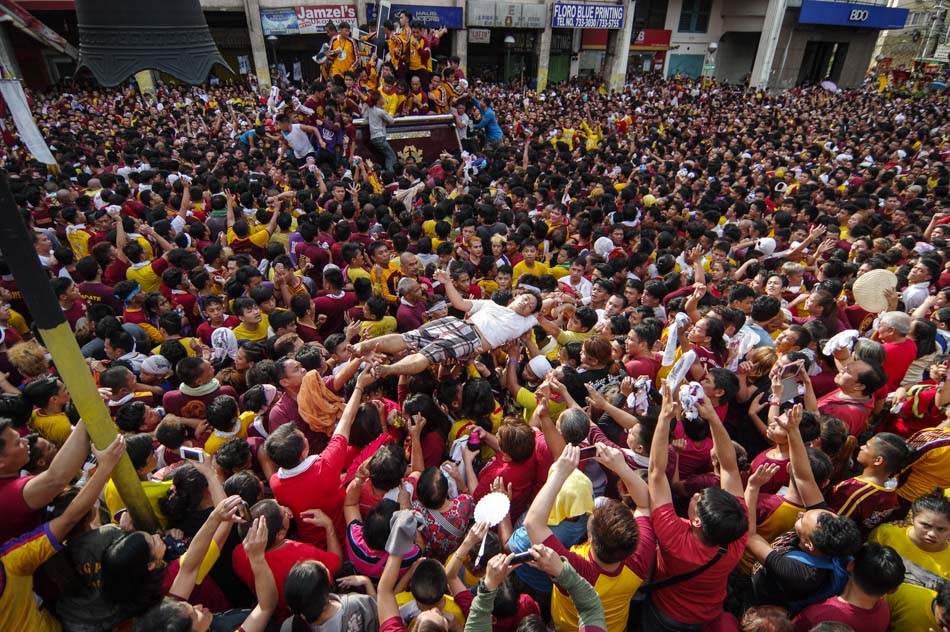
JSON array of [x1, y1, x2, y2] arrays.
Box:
[[397, 144, 424, 163]]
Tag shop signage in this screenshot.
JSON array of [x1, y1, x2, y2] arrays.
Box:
[[552, 2, 624, 29], [466, 2, 547, 29], [366, 4, 464, 29], [798, 0, 909, 30], [581, 28, 670, 50], [260, 5, 358, 36], [468, 28, 491, 44]]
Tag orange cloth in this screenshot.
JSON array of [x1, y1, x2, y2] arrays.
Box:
[[297, 370, 346, 434]]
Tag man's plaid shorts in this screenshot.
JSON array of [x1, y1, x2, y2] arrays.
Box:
[[401, 316, 481, 365]]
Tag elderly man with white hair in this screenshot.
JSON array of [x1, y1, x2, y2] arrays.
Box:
[[396, 276, 426, 333], [875, 310, 916, 392]]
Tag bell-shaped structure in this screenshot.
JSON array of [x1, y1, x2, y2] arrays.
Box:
[[76, 0, 231, 86]]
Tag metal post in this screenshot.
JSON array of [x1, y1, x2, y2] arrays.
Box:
[[0, 175, 158, 532]]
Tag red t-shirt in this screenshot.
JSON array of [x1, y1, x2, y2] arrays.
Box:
[[473, 452, 540, 523], [232, 538, 340, 620], [624, 355, 661, 382], [650, 500, 749, 625], [817, 390, 873, 436], [162, 386, 238, 422], [793, 595, 889, 632], [882, 338, 917, 391], [0, 475, 40, 543], [196, 316, 241, 346], [749, 451, 790, 495], [270, 434, 349, 550]]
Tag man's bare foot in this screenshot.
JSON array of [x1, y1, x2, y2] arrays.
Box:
[[373, 363, 392, 378], [349, 342, 366, 357]]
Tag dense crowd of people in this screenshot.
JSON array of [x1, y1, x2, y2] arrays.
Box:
[[0, 32, 949, 632]]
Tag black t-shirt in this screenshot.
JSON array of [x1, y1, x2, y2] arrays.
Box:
[[752, 550, 830, 611]]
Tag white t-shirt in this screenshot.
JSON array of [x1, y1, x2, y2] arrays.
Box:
[[467, 299, 537, 349], [283, 124, 315, 159]]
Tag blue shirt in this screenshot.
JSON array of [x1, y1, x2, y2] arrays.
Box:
[[472, 98, 503, 141]]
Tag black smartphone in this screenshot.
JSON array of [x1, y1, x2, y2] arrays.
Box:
[[510, 551, 535, 565]]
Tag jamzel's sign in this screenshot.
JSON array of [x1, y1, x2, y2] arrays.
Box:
[[260, 5, 358, 35], [552, 2, 625, 29]]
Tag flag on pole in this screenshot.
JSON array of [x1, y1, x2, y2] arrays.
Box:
[[0, 79, 56, 166]]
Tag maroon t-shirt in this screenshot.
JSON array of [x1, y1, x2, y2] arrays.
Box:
[[78, 281, 122, 313], [793, 595, 889, 632], [312, 291, 358, 339], [0, 475, 40, 543], [162, 386, 238, 443]]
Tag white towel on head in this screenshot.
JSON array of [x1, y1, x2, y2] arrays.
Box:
[[211, 327, 239, 363]]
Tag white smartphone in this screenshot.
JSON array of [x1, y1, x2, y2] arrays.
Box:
[[180, 447, 205, 463]]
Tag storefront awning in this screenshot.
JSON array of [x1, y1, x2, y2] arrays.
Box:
[[0, 0, 77, 58]]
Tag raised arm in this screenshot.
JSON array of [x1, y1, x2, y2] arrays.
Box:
[[780, 402, 825, 506], [226, 191, 236, 229], [525, 445, 579, 545], [744, 463, 780, 563], [334, 368, 376, 439], [168, 495, 243, 600], [648, 383, 676, 508], [594, 443, 650, 515], [432, 269, 473, 313], [235, 518, 278, 632], [697, 396, 744, 497], [50, 435, 124, 542], [377, 548, 404, 623], [25, 421, 90, 510]]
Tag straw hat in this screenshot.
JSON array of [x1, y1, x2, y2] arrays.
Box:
[[852, 269, 897, 313]]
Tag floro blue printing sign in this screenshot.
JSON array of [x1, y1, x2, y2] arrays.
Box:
[[366, 4, 464, 29], [552, 2, 625, 29], [798, 0, 909, 30]]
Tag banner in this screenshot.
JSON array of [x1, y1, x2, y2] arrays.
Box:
[[292, 61, 302, 81], [798, 0, 908, 29], [0, 80, 56, 165], [237, 55, 250, 75], [261, 5, 358, 36], [366, 3, 463, 29], [552, 2, 625, 29]]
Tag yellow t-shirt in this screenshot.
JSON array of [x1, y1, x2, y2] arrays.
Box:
[[395, 592, 464, 625], [29, 411, 72, 447], [739, 499, 803, 574], [360, 316, 397, 339], [0, 524, 62, 632], [869, 522, 950, 632], [347, 267, 372, 285], [104, 479, 172, 529], [8, 309, 28, 335], [226, 227, 270, 250], [512, 260, 549, 284], [152, 337, 198, 357], [231, 313, 269, 343], [127, 261, 162, 293], [515, 386, 566, 424], [550, 541, 644, 632], [204, 410, 255, 456]]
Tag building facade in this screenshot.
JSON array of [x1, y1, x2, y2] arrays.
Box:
[[5, 0, 914, 92]]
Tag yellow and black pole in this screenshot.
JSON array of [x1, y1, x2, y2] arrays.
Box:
[[0, 174, 158, 531]]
